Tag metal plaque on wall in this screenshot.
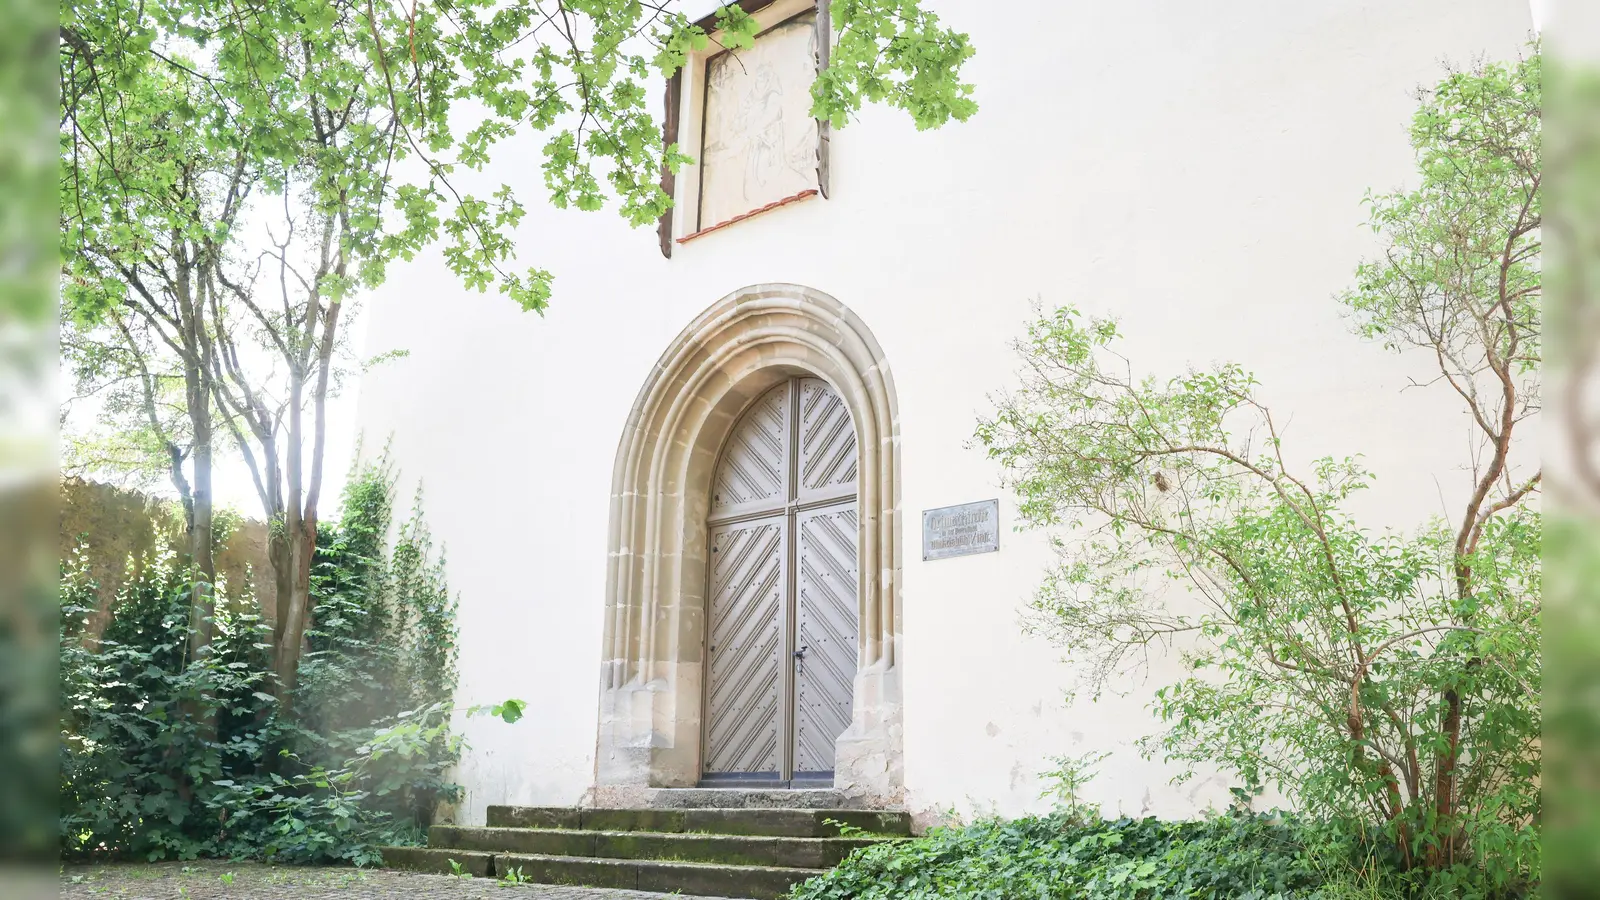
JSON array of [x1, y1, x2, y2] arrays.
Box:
[[922, 499, 1000, 561]]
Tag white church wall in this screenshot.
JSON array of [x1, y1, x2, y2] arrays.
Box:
[[353, 0, 1534, 826]]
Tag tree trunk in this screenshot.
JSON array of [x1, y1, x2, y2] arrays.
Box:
[[186, 365, 217, 661], [173, 241, 218, 662], [1430, 687, 1465, 867], [269, 529, 294, 700], [184, 386, 219, 750], [271, 517, 318, 713], [173, 245, 222, 776], [1428, 558, 1475, 868]]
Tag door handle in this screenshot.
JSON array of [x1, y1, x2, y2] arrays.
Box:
[[793, 646, 808, 660]]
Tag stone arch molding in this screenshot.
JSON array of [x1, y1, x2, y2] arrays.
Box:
[[594, 283, 903, 806]]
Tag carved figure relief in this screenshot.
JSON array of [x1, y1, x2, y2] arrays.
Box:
[[698, 14, 821, 229]]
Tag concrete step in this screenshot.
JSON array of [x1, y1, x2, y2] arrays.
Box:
[[381, 846, 493, 877], [501, 851, 822, 899], [485, 804, 912, 837], [649, 788, 847, 809], [385, 804, 909, 896], [380, 845, 823, 900], [430, 824, 891, 868]]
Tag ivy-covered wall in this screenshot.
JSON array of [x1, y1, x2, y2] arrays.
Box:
[[61, 459, 465, 864], [58, 477, 276, 638]]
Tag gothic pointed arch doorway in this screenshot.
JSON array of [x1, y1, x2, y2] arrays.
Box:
[[703, 377, 859, 787], [594, 284, 903, 807]]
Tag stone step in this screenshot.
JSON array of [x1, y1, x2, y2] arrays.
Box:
[[649, 788, 847, 809], [382, 846, 494, 878], [486, 805, 912, 837], [381, 845, 823, 900], [430, 824, 892, 868]]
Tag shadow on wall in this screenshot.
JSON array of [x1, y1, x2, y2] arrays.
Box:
[[59, 477, 276, 639]]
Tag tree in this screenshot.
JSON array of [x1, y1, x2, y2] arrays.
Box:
[[977, 50, 1540, 887], [60, 0, 977, 703], [61, 64, 241, 660], [61, 310, 190, 497]]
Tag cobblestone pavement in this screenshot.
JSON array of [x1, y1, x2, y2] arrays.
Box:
[[61, 861, 737, 900]]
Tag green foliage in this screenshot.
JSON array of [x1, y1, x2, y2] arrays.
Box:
[[60, 0, 977, 316], [823, 818, 870, 839], [0, 491, 57, 862], [298, 457, 455, 735], [0, 0, 55, 326], [975, 49, 1540, 889], [1544, 57, 1600, 878], [788, 811, 1508, 900], [467, 698, 527, 725], [1036, 750, 1111, 816], [59, 457, 509, 865], [816, 1, 977, 131], [297, 456, 464, 833], [57, 4, 979, 686], [59, 546, 295, 861], [977, 306, 1540, 869], [1344, 52, 1541, 374], [387, 489, 460, 714]]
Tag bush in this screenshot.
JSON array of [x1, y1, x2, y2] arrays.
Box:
[[60, 545, 286, 861], [789, 811, 1528, 900], [974, 50, 1540, 886], [59, 457, 466, 864]]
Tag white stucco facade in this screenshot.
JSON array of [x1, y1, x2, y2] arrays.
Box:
[[353, 0, 1534, 827]]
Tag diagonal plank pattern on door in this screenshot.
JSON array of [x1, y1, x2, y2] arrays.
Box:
[[794, 507, 859, 774], [704, 519, 785, 776], [703, 377, 859, 785], [713, 385, 789, 515], [798, 378, 858, 496]]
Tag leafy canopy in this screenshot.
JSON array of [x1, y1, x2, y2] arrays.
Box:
[[60, 0, 977, 316]]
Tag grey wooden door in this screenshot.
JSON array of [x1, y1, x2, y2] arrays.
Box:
[[704, 378, 858, 785]]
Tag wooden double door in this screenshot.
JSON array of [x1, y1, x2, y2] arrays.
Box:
[[702, 378, 859, 787]]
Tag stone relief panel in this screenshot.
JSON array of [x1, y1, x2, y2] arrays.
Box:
[[698, 13, 821, 229]]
